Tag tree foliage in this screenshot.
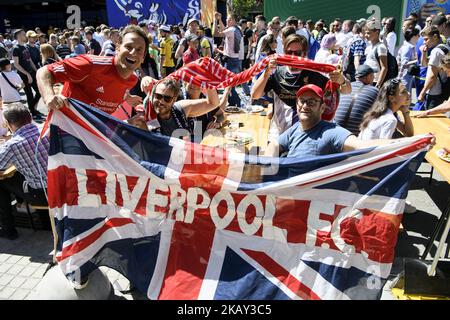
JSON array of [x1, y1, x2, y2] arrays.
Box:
[[231, 0, 263, 19]]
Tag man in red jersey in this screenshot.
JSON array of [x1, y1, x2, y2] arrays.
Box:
[[37, 25, 154, 114]]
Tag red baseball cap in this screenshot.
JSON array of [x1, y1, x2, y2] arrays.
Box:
[[296, 84, 323, 99]]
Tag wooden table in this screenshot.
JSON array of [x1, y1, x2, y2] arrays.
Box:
[[201, 111, 271, 155], [410, 112, 450, 273], [410, 112, 450, 183], [0, 165, 16, 180], [0, 135, 16, 180]]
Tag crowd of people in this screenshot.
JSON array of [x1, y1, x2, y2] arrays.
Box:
[[0, 10, 449, 240]]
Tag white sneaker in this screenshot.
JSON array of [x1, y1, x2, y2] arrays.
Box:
[[404, 201, 417, 214]]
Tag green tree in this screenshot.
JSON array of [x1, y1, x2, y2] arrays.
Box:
[[231, 0, 263, 19]]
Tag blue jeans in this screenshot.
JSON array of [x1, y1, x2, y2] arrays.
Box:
[[413, 76, 425, 110], [225, 57, 241, 106], [401, 74, 414, 95]]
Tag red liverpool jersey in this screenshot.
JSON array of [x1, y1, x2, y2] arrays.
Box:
[[47, 55, 138, 114]]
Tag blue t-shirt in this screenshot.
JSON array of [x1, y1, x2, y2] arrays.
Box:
[[278, 120, 352, 158]]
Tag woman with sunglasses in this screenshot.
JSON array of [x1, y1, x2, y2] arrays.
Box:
[[359, 79, 414, 140]]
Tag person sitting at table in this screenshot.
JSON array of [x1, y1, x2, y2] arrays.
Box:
[[264, 84, 426, 159], [180, 82, 229, 137], [358, 79, 416, 213], [251, 34, 351, 139], [0, 103, 49, 240], [334, 65, 379, 136], [358, 79, 414, 140], [149, 78, 219, 139]]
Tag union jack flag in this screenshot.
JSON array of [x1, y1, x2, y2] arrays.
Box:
[[46, 99, 431, 300]]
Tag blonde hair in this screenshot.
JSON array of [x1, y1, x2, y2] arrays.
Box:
[[40, 43, 57, 64]]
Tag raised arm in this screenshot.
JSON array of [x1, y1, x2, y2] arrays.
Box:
[[251, 56, 276, 100], [36, 66, 68, 110], [178, 88, 220, 117], [329, 70, 352, 94], [174, 40, 186, 60], [213, 12, 226, 38]]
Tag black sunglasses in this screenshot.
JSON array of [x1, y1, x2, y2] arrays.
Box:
[[387, 78, 400, 94], [154, 92, 174, 102], [285, 49, 303, 56]]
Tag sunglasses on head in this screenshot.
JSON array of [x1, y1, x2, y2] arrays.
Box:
[[387, 78, 400, 94], [154, 92, 174, 102]]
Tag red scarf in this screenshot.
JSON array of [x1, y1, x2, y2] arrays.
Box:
[[145, 55, 339, 121]]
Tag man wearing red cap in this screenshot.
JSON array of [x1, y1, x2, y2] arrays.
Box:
[[265, 84, 419, 158], [266, 84, 352, 158]]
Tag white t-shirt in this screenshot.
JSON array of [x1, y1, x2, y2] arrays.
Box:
[[276, 34, 283, 55], [364, 42, 388, 82], [359, 108, 397, 140], [296, 28, 309, 39], [384, 32, 397, 56], [427, 46, 448, 96], [0, 70, 23, 103], [223, 26, 244, 60], [93, 33, 104, 48], [314, 48, 331, 64], [336, 32, 353, 49], [101, 40, 111, 54], [0, 109, 8, 136]]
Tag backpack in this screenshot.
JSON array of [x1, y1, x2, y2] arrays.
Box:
[[342, 38, 360, 81], [0, 46, 7, 59], [374, 42, 398, 84], [171, 38, 179, 63], [436, 44, 450, 101]]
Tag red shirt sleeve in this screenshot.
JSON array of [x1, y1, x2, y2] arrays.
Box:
[[47, 55, 93, 84]]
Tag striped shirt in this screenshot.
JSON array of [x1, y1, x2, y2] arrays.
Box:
[[56, 44, 72, 59], [0, 123, 49, 189], [334, 81, 379, 136]]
